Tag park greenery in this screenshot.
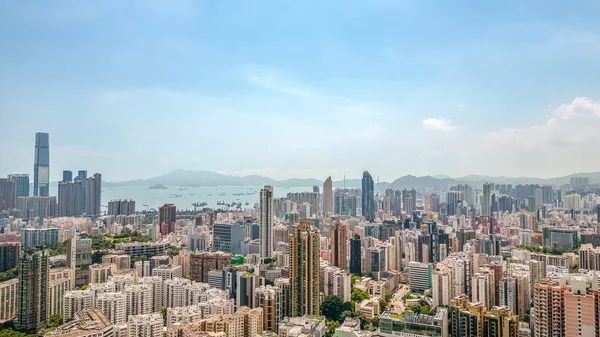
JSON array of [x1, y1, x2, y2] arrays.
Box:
[[517, 244, 578, 255], [48, 240, 67, 256], [0, 267, 19, 282], [80, 230, 152, 251]]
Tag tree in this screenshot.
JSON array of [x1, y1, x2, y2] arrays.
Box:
[[379, 297, 388, 312], [168, 246, 180, 257], [522, 313, 530, 323], [371, 317, 380, 327], [0, 267, 19, 283], [325, 320, 340, 337], [351, 288, 370, 303], [43, 314, 63, 334], [321, 296, 345, 322], [384, 291, 393, 303], [351, 275, 362, 286], [92, 251, 109, 264]]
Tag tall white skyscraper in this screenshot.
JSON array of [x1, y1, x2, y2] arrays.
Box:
[[259, 186, 274, 259]]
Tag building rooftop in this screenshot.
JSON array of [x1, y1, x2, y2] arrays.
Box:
[[45, 308, 112, 337]]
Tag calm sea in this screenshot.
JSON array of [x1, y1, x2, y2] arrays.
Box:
[[52, 185, 314, 212]]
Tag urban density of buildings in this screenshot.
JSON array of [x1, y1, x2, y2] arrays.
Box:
[[1, 132, 600, 337]]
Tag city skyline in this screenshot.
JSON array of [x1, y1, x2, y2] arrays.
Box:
[[1, 1, 600, 181]]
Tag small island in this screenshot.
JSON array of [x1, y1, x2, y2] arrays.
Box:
[[148, 184, 168, 189]]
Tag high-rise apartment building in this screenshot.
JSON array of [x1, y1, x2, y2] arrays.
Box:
[[330, 221, 348, 270], [22, 227, 59, 249], [0, 178, 16, 211], [534, 274, 600, 337], [533, 280, 566, 337], [349, 234, 362, 275], [484, 306, 519, 337], [108, 199, 136, 216], [482, 182, 492, 217], [16, 248, 49, 333], [58, 179, 83, 217], [48, 268, 72, 316], [63, 290, 95, 322], [189, 251, 232, 283], [85, 173, 102, 216], [259, 186, 274, 259], [323, 177, 333, 215], [33, 132, 50, 197], [128, 313, 163, 337], [429, 193, 440, 213], [8, 174, 30, 198], [255, 285, 283, 333], [449, 295, 486, 337], [76, 170, 87, 214], [402, 189, 417, 213], [290, 218, 320, 317], [159, 203, 177, 236], [0, 242, 21, 272], [0, 279, 18, 321], [361, 171, 375, 221], [17, 196, 57, 218]]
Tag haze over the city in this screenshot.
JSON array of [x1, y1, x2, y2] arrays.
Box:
[[1, 1, 599, 181]]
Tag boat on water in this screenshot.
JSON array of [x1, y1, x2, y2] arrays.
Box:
[[218, 193, 226, 196], [207, 193, 213, 196], [189, 193, 194, 196]]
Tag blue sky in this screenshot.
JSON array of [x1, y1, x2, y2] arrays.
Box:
[[1, 0, 599, 181]]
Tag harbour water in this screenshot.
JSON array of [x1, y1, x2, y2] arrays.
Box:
[[49, 185, 314, 211]]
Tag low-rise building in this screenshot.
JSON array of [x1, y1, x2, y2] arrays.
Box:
[[278, 316, 326, 337], [355, 297, 381, 320], [45, 308, 113, 337]]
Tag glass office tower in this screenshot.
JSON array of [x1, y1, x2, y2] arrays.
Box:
[[33, 133, 49, 196]]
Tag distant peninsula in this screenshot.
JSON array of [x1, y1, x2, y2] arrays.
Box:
[[148, 184, 168, 189]]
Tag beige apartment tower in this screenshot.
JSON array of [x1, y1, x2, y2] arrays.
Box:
[[290, 218, 320, 317]]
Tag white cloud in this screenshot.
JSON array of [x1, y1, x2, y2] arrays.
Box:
[[422, 117, 455, 130], [482, 97, 600, 177]]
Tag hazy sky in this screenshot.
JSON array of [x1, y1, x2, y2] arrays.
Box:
[[1, 1, 599, 182]]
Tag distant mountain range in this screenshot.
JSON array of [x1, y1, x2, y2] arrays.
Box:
[[103, 169, 600, 190]]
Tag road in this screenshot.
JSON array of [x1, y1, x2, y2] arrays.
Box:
[[389, 284, 410, 314]]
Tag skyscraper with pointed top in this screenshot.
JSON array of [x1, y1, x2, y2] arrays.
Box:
[[362, 171, 375, 221]]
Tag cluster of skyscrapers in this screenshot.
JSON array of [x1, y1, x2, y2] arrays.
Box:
[[0, 132, 102, 219]]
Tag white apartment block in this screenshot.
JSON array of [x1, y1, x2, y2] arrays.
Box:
[[320, 262, 351, 302], [163, 277, 190, 308], [96, 292, 127, 325], [167, 305, 205, 326], [63, 290, 95, 322], [89, 281, 117, 298], [128, 313, 163, 337], [108, 274, 135, 292], [124, 284, 153, 319], [139, 276, 164, 312]]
